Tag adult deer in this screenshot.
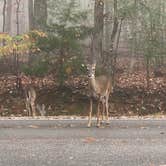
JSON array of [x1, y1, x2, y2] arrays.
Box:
[[87, 63, 113, 127]]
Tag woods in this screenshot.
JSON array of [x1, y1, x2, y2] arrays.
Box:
[[0, 0, 166, 117]]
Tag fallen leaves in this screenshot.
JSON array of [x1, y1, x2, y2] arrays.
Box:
[[83, 137, 97, 143]]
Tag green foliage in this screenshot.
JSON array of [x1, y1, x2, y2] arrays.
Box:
[[22, 59, 50, 77], [118, 0, 166, 65], [37, 0, 91, 85], [0, 30, 47, 56]]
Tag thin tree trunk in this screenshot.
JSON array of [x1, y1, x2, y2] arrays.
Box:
[[129, 0, 137, 72], [34, 0, 47, 30], [6, 0, 12, 33], [92, 0, 104, 65], [2, 0, 7, 33], [16, 0, 21, 35], [113, 18, 124, 86], [108, 0, 118, 76], [28, 0, 34, 30], [146, 57, 150, 89], [15, 0, 22, 93], [105, 0, 111, 52]]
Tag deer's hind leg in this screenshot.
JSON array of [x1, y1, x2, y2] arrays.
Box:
[[87, 98, 93, 127], [97, 101, 102, 127], [101, 99, 106, 124], [105, 95, 110, 125]]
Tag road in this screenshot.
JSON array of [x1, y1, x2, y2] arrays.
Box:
[[0, 119, 166, 166]]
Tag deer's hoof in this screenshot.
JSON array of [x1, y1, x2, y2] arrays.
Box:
[[106, 121, 110, 125], [101, 120, 104, 124], [96, 124, 101, 128], [87, 124, 91, 128]]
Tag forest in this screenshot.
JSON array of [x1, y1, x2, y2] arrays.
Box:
[[0, 0, 166, 117]]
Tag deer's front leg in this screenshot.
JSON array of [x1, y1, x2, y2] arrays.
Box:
[[87, 98, 93, 127], [105, 96, 110, 124], [97, 101, 101, 127], [101, 100, 106, 123]]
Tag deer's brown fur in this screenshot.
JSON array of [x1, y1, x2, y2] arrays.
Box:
[[87, 64, 113, 127]]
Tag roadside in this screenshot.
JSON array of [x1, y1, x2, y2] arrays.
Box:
[[0, 120, 166, 166], [0, 57, 166, 117], [1, 115, 166, 121]]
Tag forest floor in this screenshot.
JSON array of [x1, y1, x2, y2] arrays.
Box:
[[0, 57, 166, 117]]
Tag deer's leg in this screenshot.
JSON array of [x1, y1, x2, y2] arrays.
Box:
[[87, 98, 93, 127], [101, 100, 105, 123], [31, 100, 36, 117], [105, 95, 110, 124], [97, 101, 101, 127], [26, 99, 31, 116]]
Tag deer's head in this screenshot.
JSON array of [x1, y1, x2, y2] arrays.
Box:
[[87, 63, 96, 78]]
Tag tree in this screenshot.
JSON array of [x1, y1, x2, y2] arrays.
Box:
[[28, 0, 34, 30], [91, 0, 104, 66], [39, 0, 90, 86], [2, 0, 7, 33], [5, 0, 12, 33], [104, 0, 119, 84], [34, 0, 47, 30]]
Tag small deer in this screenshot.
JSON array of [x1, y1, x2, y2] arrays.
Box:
[[87, 63, 113, 127], [24, 85, 36, 117]]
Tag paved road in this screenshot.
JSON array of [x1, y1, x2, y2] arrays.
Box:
[[0, 120, 166, 166]]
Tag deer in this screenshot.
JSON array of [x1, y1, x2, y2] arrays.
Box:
[[24, 84, 37, 117], [87, 63, 113, 127]]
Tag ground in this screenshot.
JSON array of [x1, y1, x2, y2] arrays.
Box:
[[0, 119, 166, 166]]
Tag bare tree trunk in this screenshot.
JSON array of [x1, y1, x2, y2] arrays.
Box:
[[113, 17, 124, 86], [16, 0, 21, 35], [108, 0, 119, 83], [105, 0, 111, 52], [28, 0, 34, 30], [6, 0, 12, 33], [110, 0, 118, 51], [92, 0, 104, 65], [2, 0, 7, 33], [146, 57, 150, 90], [34, 0, 47, 30], [15, 0, 22, 93], [129, 0, 137, 72]]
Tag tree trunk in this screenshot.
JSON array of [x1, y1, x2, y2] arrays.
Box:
[[15, 0, 22, 93], [34, 0, 47, 30], [108, 0, 118, 79], [105, 0, 111, 52], [146, 57, 150, 90], [92, 0, 104, 65], [16, 0, 21, 35], [2, 0, 7, 33], [113, 17, 124, 86], [28, 0, 34, 30], [6, 0, 12, 33], [130, 0, 138, 72]]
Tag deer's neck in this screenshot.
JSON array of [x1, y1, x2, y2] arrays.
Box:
[[89, 75, 97, 92]]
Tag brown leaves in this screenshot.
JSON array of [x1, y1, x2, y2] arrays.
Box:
[[83, 137, 97, 143]]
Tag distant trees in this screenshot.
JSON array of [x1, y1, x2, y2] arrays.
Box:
[[91, 0, 166, 88], [44, 0, 90, 86], [1, 0, 166, 89]]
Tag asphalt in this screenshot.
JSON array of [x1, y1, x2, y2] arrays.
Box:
[[0, 119, 166, 166]]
